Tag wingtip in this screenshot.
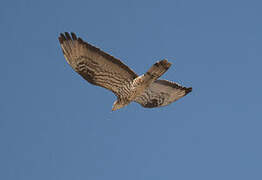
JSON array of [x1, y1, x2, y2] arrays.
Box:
[[71, 32, 77, 40], [58, 36, 63, 44], [185, 87, 192, 94], [58, 33, 66, 43], [64, 32, 71, 40], [59, 32, 79, 43]]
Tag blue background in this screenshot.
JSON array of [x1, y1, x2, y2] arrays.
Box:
[[1, 0, 261, 179]]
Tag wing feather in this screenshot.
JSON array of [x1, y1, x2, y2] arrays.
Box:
[[58, 32, 138, 96], [135, 79, 192, 108]]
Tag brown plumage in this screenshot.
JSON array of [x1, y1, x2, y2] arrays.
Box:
[[58, 32, 192, 111]]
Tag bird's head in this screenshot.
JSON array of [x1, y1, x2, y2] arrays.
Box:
[[112, 99, 128, 111]]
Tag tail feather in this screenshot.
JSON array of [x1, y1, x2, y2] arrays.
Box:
[[145, 59, 171, 80]]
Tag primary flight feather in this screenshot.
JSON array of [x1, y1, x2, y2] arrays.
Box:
[[59, 32, 192, 111]]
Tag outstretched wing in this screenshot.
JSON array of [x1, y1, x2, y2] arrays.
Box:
[[58, 32, 138, 96], [135, 80, 192, 108]]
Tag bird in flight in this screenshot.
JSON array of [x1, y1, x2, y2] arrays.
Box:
[[58, 32, 192, 111]]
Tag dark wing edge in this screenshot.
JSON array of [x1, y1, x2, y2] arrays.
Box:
[[58, 32, 138, 95], [135, 79, 192, 108], [58, 32, 137, 79]]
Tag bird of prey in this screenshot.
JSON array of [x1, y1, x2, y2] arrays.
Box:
[[58, 32, 192, 111]]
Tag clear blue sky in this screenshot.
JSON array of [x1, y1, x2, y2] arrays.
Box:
[[1, 0, 261, 179]]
